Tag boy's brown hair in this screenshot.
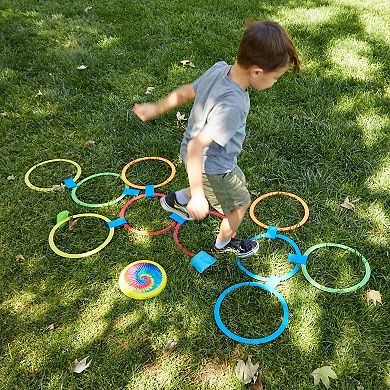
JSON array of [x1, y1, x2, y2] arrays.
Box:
[[237, 20, 300, 74]]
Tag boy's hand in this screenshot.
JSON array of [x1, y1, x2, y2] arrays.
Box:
[[186, 195, 209, 220], [132, 103, 161, 122]]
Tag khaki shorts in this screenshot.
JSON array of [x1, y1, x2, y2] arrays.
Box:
[[202, 165, 251, 215]]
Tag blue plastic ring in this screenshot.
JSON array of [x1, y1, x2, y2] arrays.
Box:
[[237, 233, 301, 282], [214, 281, 289, 344]]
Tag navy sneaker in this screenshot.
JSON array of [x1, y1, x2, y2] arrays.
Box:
[[211, 237, 259, 258], [160, 192, 192, 220]]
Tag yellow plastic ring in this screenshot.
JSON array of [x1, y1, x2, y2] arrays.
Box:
[[249, 191, 309, 232], [49, 213, 114, 258], [25, 159, 82, 192], [121, 156, 176, 189]]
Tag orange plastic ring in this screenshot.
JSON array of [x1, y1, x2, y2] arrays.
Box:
[[249, 191, 309, 232], [121, 157, 176, 189]]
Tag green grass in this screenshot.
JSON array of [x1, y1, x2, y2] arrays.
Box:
[[1, 0, 389, 389]]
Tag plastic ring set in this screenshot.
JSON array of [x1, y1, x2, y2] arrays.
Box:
[[26, 159, 371, 342]]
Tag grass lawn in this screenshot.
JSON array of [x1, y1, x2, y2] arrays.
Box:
[[1, 0, 389, 389]]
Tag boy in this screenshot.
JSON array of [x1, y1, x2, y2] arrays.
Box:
[[133, 20, 300, 258]]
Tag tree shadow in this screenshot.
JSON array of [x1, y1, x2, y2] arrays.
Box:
[[1, 0, 389, 389]]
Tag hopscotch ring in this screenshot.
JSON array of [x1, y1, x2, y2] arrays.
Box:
[[121, 156, 176, 189], [71, 172, 127, 208], [301, 243, 371, 293], [120, 193, 177, 236], [237, 232, 301, 282], [214, 281, 289, 344], [173, 210, 225, 257], [25, 159, 82, 192], [118, 260, 167, 299], [49, 213, 114, 258], [249, 191, 309, 232]]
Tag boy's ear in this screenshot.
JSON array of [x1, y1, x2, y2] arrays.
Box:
[[249, 66, 264, 78]]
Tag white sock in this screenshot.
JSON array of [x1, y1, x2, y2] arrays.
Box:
[[175, 189, 191, 205], [215, 238, 231, 249]]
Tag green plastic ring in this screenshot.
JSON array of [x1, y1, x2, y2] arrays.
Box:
[[302, 243, 370, 293], [71, 172, 127, 208]]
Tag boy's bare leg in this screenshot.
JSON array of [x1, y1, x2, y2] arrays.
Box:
[[216, 203, 250, 242]]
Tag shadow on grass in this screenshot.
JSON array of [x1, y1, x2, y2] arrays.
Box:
[[1, 0, 389, 389]]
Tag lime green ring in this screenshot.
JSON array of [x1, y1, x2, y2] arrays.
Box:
[[25, 159, 82, 192], [118, 260, 167, 299], [302, 243, 371, 293], [49, 213, 114, 258], [71, 172, 127, 208]]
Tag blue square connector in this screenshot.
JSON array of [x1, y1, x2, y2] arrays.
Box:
[[288, 253, 308, 265], [107, 217, 127, 228], [122, 187, 141, 196], [191, 251, 217, 273], [145, 185, 155, 197], [265, 226, 278, 239], [169, 213, 187, 225], [63, 177, 77, 189]]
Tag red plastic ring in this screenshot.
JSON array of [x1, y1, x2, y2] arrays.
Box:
[[119, 193, 177, 236], [173, 210, 225, 257]]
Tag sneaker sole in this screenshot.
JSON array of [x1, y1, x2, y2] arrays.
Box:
[[160, 197, 193, 221]]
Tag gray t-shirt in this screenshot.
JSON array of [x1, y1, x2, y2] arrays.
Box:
[[180, 61, 250, 174]]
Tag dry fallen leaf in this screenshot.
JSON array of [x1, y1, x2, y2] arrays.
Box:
[[163, 340, 178, 356], [235, 356, 259, 384], [250, 371, 263, 390], [180, 59, 195, 68], [84, 140, 95, 148], [51, 184, 66, 192], [71, 356, 92, 373], [15, 254, 25, 261], [0, 112, 7, 117], [48, 323, 55, 330], [84, 6, 92, 12], [311, 366, 337, 389], [7, 175, 15, 180], [176, 111, 187, 122], [77, 64, 87, 70], [68, 216, 79, 231], [145, 86, 155, 95], [340, 196, 355, 211], [366, 289, 382, 306], [35, 90, 43, 97]]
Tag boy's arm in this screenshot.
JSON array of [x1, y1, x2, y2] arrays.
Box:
[[186, 131, 213, 220], [132, 83, 196, 122]]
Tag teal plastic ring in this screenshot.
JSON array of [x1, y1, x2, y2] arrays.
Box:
[[71, 172, 127, 208], [301, 243, 371, 293]]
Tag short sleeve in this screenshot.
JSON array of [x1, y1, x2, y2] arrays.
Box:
[[203, 100, 246, 147], [192, 75, 201, 93], [192, 61, 227, 94]]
